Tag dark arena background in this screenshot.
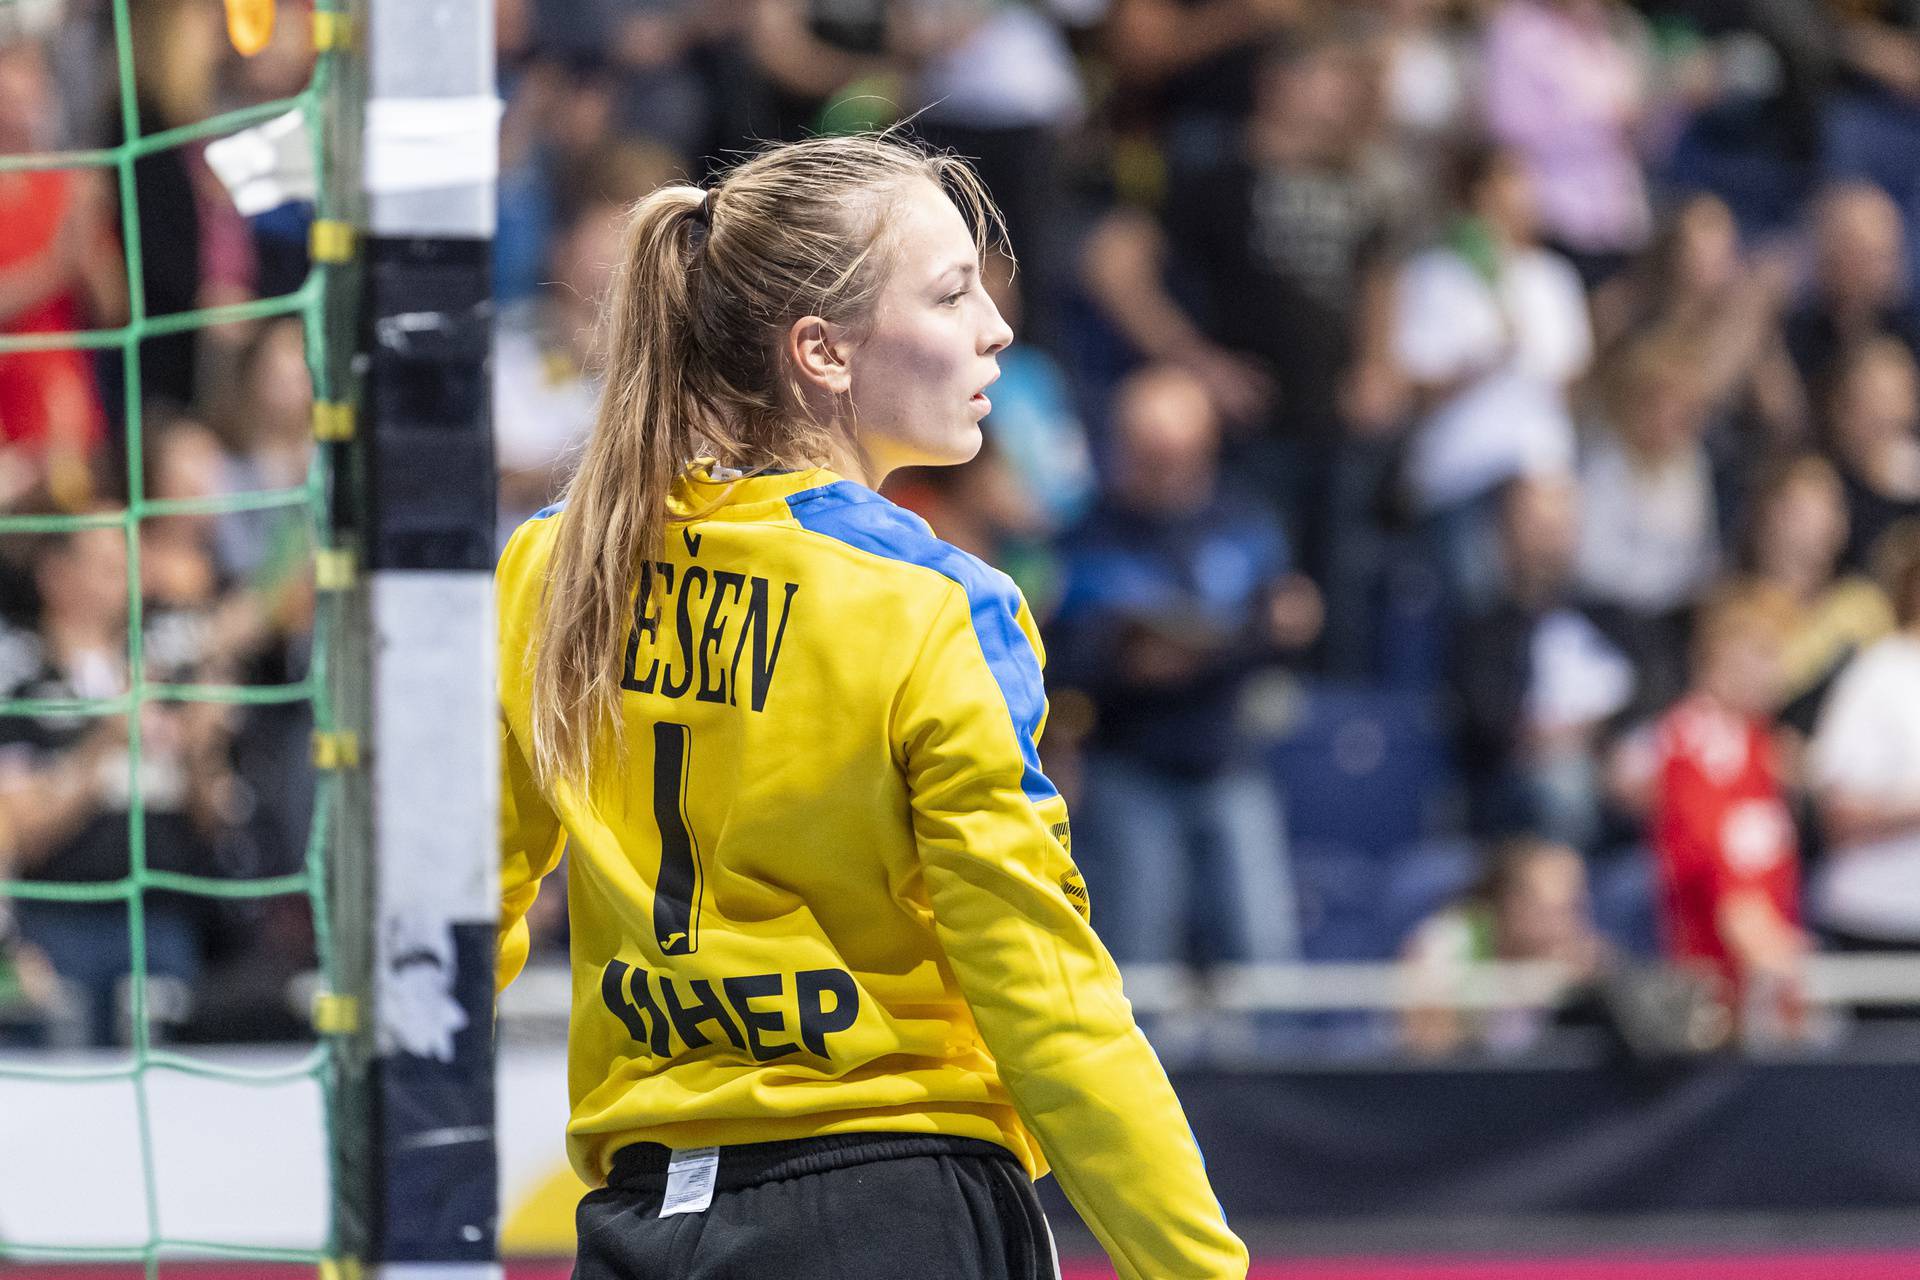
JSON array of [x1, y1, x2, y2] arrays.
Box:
[[6, 1, 1920, 1278]]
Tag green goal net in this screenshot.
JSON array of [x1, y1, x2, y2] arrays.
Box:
[[0, 0, 360, 1271]]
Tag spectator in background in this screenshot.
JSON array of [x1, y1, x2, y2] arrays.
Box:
[[1742, 454, 1893, 736], [157, 400, 317, 920], [0, 886, 58, 1044], [1826, 3, 1920, 242], [499, 4, 708, 305], [1377, 0, 1478, 143], [220, 0, 317, 300], [1396, 143, 1591, 603], [1648, 0, 1834, 208], [1083, 28, 1403, 453], [1451, 471, 1635, 849], [1786, 182, 1920, 408], [1100, 0, 1306, 179], [1575, 337, 1720, 626], [114, 0, 258, 411], [1808, 521, 1920, 954], [495, 0, 585, 308], [208, 317, 311, 581], [0, 523, 237, 1045], [1572, 339, 1719, 726], [1836, 0, 1920, 103], [742, 0, 896, 140], [1400, 836, 1607, 1058], [1080, 28, 1404, 668], [494, 140, 683, 540], [21, 0, 110, 150], [497, 50, 628, 306], [141, 416, 316, 1039], [1371, 0, 1482, 228], [142, 415, 279, 691], [1482, 0, 1652, 285], [1090, 23, 1405, 445], [0, 29, 123, 509], [1825, 336, 1920, 571], [1593, 192, 1806, 460], [139, 416, 273, 881], [1049, 365, 1319, 969], [197, 323, 321, 901], [1652, 580, 1809, 1043], [564, 0, 712, 155]]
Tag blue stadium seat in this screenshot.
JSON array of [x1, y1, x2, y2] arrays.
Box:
[[1661, 104, 1814, 240], [1291, 841, 1396, 961], [1591, 847, 1661, 958], [1374, 554, 1450, 691], [1380, 838, 1481, 951], [1295, 837, 1483, 963], [1264, 681, 1459, 860]]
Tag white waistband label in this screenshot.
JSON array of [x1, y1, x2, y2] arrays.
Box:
[[660, 1146, 720, 1217]]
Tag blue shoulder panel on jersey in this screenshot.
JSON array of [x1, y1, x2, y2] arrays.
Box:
[[530, 501, 567, 520], [786, 480, 1059, 805]]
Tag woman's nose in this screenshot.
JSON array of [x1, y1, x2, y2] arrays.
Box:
[[981, 302, 1013, 355]]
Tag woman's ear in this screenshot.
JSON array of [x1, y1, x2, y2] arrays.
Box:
[[785, 315, 853, 397]]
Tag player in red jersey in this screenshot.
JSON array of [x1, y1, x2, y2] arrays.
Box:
[[0, 32, 122, 505], [1651, 581, 1810, 1040]]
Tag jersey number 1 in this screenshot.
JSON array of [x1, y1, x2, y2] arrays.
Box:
[[651, 721, 703, 955]]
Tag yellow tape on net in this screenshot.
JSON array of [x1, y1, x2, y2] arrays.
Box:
[[312, 10, 353, 52], [312, 400, 355, 443], [310, 219, 356, 264], [311, 992, 361, 1036], [312, 730, 361, 770]]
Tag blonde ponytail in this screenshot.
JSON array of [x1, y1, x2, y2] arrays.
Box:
[[528, 185, 707, 787]]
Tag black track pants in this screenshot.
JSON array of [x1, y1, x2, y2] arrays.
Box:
[[573, 1132, 1061, 1280]]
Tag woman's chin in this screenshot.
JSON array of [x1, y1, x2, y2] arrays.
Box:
[[915, 424, 984, 468], [947, 424, 985, 464], [867, 423, 983, 478]]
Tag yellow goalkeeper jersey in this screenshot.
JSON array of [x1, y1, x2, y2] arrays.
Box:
[[495, 462, 1247, 1280]]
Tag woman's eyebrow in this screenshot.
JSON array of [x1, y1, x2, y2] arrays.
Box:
[[934, 261, 978, 288]]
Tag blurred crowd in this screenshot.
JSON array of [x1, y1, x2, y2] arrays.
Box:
[[0, 0, 319, 1048], [8, 0, 1920, 1057]]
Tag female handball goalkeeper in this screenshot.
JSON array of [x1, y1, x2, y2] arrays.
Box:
[[495, 132, 1247, 1280]]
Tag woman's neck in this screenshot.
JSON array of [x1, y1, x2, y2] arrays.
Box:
[[818, 434, 883, 490]]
